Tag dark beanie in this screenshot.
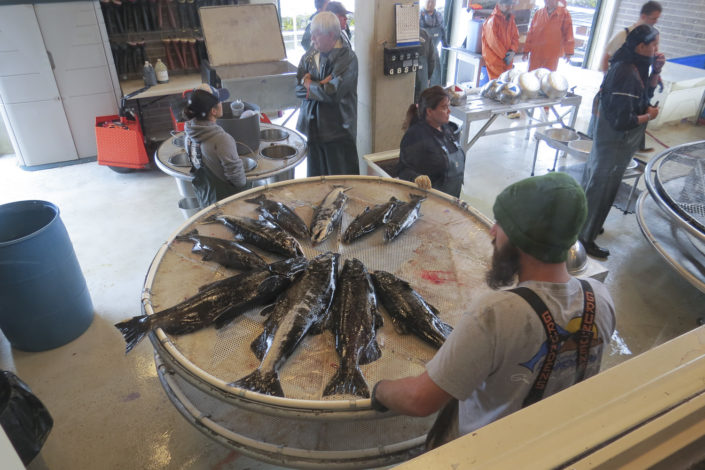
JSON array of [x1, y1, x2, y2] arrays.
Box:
[[493, 172, 587, 263]]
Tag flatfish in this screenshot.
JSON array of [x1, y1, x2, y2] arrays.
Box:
[[174, 229, 267, 270], [342, 197, 400, 244], [371, 270, 452, 349], [323, 258, 382, 398], [245, 194, 309, 239], [384, 194, 426, 242], [310, 186, 350, 244], [202, 214, 304, 258], [232, 252, 339, 397], [114, 257, 308, 354]]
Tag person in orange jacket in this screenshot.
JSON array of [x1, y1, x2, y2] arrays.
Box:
[[523, 0, 574, 71], [481, 0, 519, 80]]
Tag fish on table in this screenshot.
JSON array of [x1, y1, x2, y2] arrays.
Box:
[[323, 258, 383, 398], [342, 197, 400, 244], [174, 229, 267, 271], [310, 186, 350, 244], [114, 257, 308, 354], [371, 270, 452, 349], [245, 194, 309, 239], [202, 214, 304, 258], [384, 194, 426, 242], [232, 252, 339, 397]]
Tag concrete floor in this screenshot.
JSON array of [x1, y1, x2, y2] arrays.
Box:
[[1, 65, 705, 469]]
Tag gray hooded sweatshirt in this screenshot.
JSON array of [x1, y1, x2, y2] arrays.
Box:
[[184, 119, 246, 188]]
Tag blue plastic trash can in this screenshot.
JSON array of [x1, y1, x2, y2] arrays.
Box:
[[0, 201, 93, 351]]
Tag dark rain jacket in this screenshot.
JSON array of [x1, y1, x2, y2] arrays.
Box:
[[599, 58, 655, 131], [396, 120, 464, 189], [295, 38, 358, 143]]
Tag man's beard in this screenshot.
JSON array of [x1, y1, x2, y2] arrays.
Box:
[[486, 241, 520, 290]]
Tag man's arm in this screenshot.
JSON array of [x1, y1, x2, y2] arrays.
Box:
[[305, 52, 358, 103], [373, 371, 453, 416]]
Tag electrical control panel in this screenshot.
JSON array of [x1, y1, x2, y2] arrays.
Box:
[[383, 44, 422, 76]]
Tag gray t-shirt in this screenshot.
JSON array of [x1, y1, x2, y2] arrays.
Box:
[[426, 277, 615, 435]]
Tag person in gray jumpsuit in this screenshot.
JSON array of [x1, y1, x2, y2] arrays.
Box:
[[296, 11, 359, 177]]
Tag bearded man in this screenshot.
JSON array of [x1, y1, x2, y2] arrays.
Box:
[[370, 172, 615, 447]]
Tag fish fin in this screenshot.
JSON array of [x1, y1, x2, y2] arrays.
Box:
[[244, 195, 266, 205], [439, 320, 454, 337], [230, 369, 284, 397], [257, 276, 288, 297], [250, 331, 271, 361], [359, 339, 382, 365], [372, 306, 384, 329], [409, 193, 427, 202], [200, 250, 215, 261], [259, 303, 277, 317], [212, 305, 245, 329], [322, 364, 370, 398], [390, 316, 409, 335], [428, 302, 443, 318], [114, 316, 151, 354]]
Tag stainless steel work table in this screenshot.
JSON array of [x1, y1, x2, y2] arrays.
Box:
[[450, 92, 582, 153]]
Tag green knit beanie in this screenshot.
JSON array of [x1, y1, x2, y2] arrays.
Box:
[[492, 172, 587, 263]]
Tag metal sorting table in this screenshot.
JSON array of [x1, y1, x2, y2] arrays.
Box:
[[450, 92, 582, 153], [154, 122, 307, 201], [143, 176, 497, 467], [638, 141, 705, 293]]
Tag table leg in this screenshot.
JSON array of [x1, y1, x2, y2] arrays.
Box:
[[464, 115, 499, 153], [550, 148, 560, 172], [531, 137, 540, 176]]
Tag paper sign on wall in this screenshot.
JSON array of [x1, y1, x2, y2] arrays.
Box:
[[395, 3, 420, 46]]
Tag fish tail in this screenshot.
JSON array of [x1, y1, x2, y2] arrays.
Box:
[[244, 195, 265, 205], [323, 364, 370, 398], [359, 339, 382, 365], [114, 316, 151, 354], [201, 214, 219, 224], [230, 369, 284, 397]]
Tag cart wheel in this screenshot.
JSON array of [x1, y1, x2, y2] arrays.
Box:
[[108, 166, 134, 174]]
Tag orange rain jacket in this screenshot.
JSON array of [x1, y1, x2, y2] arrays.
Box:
[[524, 6, 574, 71], [481, 5, 519, 80]]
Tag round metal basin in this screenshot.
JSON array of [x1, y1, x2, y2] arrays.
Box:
[[260, 144, 297, 160], [172, 135, 185, 148], [545, 128, 579, 143], [168, 151, 191, 167], [568, 139, 592, 155], [241, 156, 257, 172], [260, 128, 289, 142]]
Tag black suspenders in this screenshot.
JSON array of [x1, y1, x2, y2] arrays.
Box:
[[510, 279, 596, 408]]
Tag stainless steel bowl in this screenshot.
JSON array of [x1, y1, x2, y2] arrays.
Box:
[[498, 83, 522, 105], [541, 72, 569, 99], [241, 156, 257, 172], [260, 144, 297, 160], [567, 139, 593, 155], [566, 240, 588, 275], [545, 128, 579, 143], [517, 72, 540, 99], [168, 151, 191, 167], [533, 67, 551, 82]]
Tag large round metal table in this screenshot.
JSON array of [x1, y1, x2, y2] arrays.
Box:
[[154, 122, 308, 204], [637, 140, 705, 293], [143, 176, 495, 468]]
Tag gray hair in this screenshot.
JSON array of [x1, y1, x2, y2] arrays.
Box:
[[311, 11, 341, 37]]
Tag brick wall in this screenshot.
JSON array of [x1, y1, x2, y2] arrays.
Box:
[[609, 0, 705, 60]]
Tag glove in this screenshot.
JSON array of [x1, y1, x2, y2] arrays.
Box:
[[371, 382, 389, 412], [503, 50, 515, 66], [414, 174, 432, 190], [652, 52, 666, 74]]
